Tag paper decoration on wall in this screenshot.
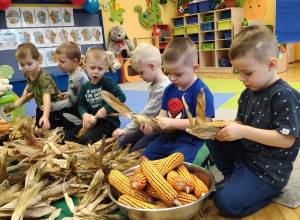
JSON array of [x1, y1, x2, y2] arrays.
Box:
[[80, 27, 93, 44], [48, 7, 63, 26], [16, 29, 32, 44], [45, 47, 58, 66], [108, 0, 125, 25], [35, 7, 49, 27], [5, 7, 22, 28], [0, 30, 6, 51], [67, 27, 82, 43], [58, 28, 69, 44], [243, 0, 267, 21], [3, 29, 18, 50], [62, 7, 75, 26], [44, 28, 59, 47], [38, 48, 47, 68], [134, 0, 163, 27], [20, 7, 36, 27], [100, 2, 110, 12], [32, 29, 46, 47], [91, 26, 103, 44]]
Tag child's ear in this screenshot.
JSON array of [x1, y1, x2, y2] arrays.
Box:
[[267, 58, 277, 71], [73, 58, 78, 65], [149, 62, 155, 70], [193, 63, 199, 73]]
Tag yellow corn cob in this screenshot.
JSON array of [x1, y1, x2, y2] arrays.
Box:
[[133, 168, 143, 175], [176, 164, 194, 193], [167, 170, 186, 191], [118, 195, 161, 209], [0, 123, 10, 134], [139, 156, 182, 206], [177, 191, 198, 205], [108, 169, 153, 204], [132, 153, 185, 191], [130, 173, 148, 191], [190, 173, 209, 198], [155, 200, 171, 208], [145, 184, 162, 200]]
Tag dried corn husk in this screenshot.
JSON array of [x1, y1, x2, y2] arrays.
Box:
[[75, 116, 97, 138], [183, 88, 241, 139], [101, 90, 174, 133], [4, 93, 34, 114]]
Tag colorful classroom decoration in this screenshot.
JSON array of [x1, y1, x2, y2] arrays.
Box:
[[243, 0, 267, 21], [35, 7, 50, 27], [5, 7, 22, 28], [0, 0, 11, 10], [100, 2, 110, 12], [134, 0, 163, 28], [71, 0, 86, 5], [83, 0, 99, 13], [108, 0, 125, 25]]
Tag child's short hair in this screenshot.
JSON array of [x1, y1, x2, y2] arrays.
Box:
[[15, 43, 40, 60], [229, 25, 279, 63], [56, 41, 81, 64], [130, 43, 162, 70], [162, 37, 198, 66], [84, 47, 107, 65]]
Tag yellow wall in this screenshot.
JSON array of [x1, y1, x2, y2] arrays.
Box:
[[262, 0, 274, 27]]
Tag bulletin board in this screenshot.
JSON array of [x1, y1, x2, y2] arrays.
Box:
[[0, 8, 106, 81]]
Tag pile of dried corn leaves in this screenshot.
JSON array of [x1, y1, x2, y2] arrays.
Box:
[[0, 116, 141, 220]]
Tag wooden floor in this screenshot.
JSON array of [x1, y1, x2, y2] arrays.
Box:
[[193, 61, 300, 220]]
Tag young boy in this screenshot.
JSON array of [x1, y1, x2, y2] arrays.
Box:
[[112, 43, 171, 152], [51, 41, 89, 130], [64, 47, 126, 145], [15, 43, 62, 130], [205, 25, 300, 217], [141, 37, 215, 163]]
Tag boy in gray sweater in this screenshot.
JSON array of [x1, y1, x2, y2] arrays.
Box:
[[113, 43, 170, 152]]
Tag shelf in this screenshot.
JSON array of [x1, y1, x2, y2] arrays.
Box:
[[170, 7, 244, 73]]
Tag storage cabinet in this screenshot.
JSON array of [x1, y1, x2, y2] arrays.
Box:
[[171, 7, 244, 73]]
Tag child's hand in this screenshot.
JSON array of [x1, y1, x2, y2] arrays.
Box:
[[140, 123, 153, 134], [113, 128, 125, 137], [58, 93, 66, 100], [216, 122, 244, 141], [157, 117, 173, 130], [95, 108, 107, 119], [82, 113, 93, 128], [39, 116, 50, 130]]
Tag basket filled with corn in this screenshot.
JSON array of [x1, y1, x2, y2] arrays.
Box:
[[108, 153, 215, 220]]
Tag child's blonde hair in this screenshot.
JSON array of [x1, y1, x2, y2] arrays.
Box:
[[229, 25, 279, 63], [15, 43, 40, 60], [84, 47, 107, 65], [162, 37, 198, 66], [56, 41, 81, 64], [130, 43, 162, 70]]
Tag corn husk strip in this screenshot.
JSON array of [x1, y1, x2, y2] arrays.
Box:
[[0, 192, 21, 206], [80, 145, 103, 167], [0, 182, 22, 194], [12, 180, 47, 220], [76, 208, 126, 220], [100, 90, 133, 120], [48, 142, 62, 154], [47, 207, 62, 220], [0, 151, 8, 183], [25, 160, 47, 187], [87, 188, 108, 211], [47, 187, 80, 203], [23, 206, 56, 218], [76, 169, 105, 210], [4, 93, 34, 114], [94, 201, 118, 214], [182, 94, 195, 128], [1, 194, 42, 209], [7, 163, 30, 173], [75, 116, 97, 138]]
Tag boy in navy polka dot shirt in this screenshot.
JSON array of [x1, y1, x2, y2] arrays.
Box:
[[205, 25, 300, 217]]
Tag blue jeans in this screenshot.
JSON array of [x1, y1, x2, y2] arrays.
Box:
[[205, 139, 283, 217]]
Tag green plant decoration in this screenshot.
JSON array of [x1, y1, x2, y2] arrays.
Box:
[[134, 0, 163, 28]]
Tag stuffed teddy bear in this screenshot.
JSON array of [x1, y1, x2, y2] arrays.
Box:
[[108, 25, 135, 58], [0, 79, 13, 96], [106, 51, 121, 73]]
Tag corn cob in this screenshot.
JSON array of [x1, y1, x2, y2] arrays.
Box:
[[145, 184, 162, 200], [75, 116, 97, 138], [130, 173, 148, 191], [191, 173, 209, 198], [108, 170, 153, 204], [167, 170, 186, 191], [133, 168, 143, 175], [139, 156, 182, 206], [118, 195, 161, 209], [0, 123, 10, 134], [155, 200, 171, 208], [176, 164, 194, 193], [177, 191, 198, 205]]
